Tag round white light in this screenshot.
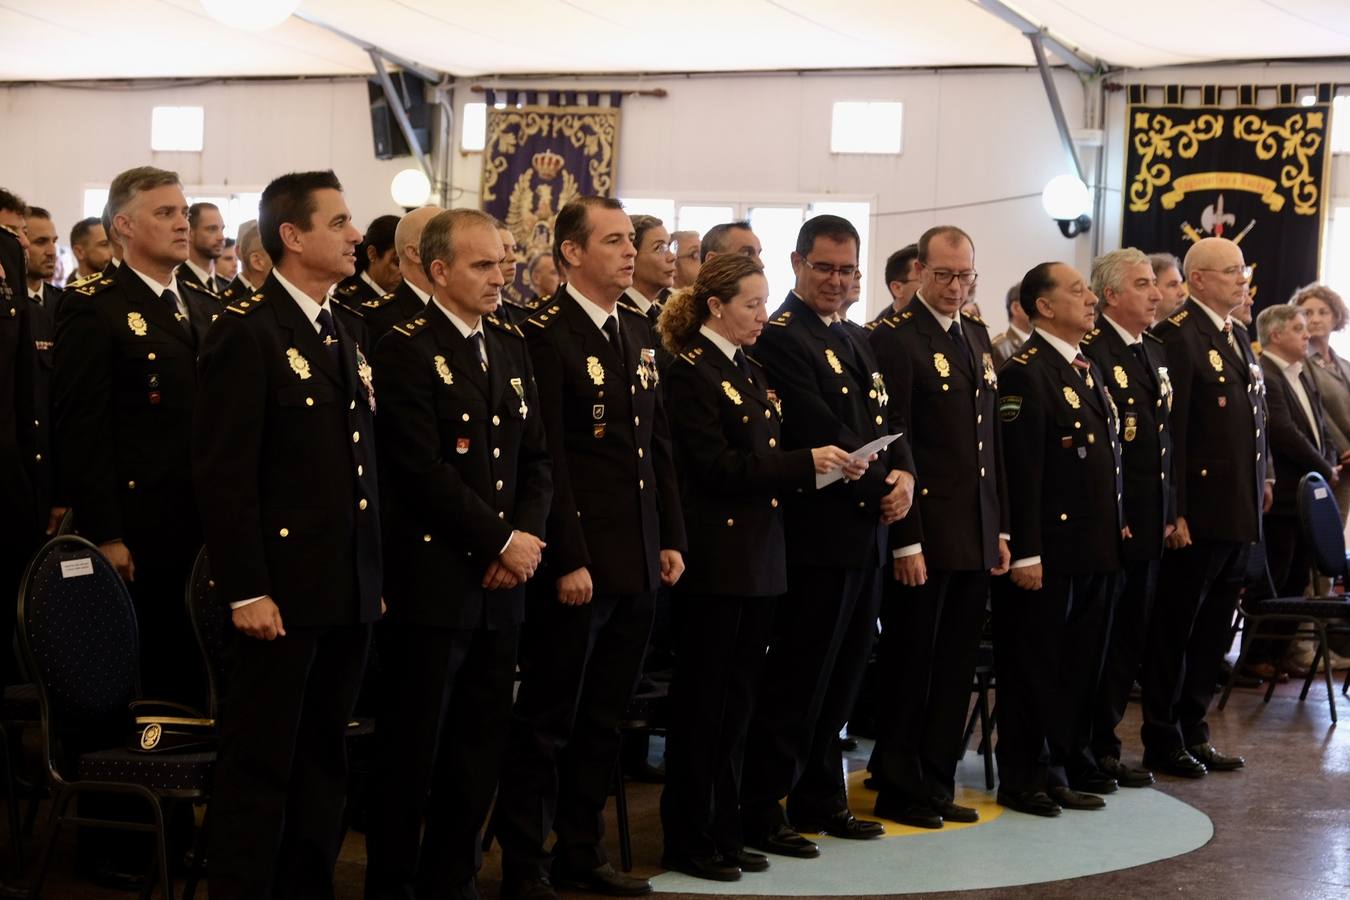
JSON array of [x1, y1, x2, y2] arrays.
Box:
[[200, 0, 300, 31], [390, 168, 432, 209], [1300, 94, 1317, 107], [1041, 174, 1092, 221]]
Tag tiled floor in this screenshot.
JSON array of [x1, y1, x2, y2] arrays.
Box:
[[15, 664, 1350, 899]]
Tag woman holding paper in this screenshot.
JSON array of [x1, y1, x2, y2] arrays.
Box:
[[654, 253, 865, 882]]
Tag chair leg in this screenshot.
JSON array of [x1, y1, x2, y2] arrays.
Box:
[[612, 756, 632, 874], [144, 794, 172, 900], [181, 802, 209, 900], [1218, 617, 1259, 711], [28, 786, 73, 900], [1315, 624, 1338, 725], [1300, 630, 1323, 702], [1342, 661, 1349, 697], [0, 729, 22, 876]]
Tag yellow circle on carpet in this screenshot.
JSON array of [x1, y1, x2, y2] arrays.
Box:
[[840, 769, 1003, 837]]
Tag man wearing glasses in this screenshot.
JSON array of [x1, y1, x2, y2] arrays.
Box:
[[1142, 236, 1266, 779], [870, 244, 919, 324], [865, 226, 1009, 827], [700, 221, 763, 263], [742, 214, 914, 857]]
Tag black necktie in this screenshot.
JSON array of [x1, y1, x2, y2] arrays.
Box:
[[317, 307, 339, 368], [470, 331, 488, 372], [1128, 342, 1156, 386], [603, 316, 626, 372], [162, 289, 193, 341], [734, 348, 752, 380], [947, 320, 971, 364], [828, 321, 857, 368]]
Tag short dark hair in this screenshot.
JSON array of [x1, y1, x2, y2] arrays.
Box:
[[701, 220, 753, 261], [0, 188, 27, 215], [916, 225, 974, 264], [70, 216, 102, 247], [883, 244, 918, 285], [420, 208, 497, 280], [1004, 281, 1021, 315], [188, 201, 219, 229], [258, 170, 344, 265], [553, 196, 624, 270], [356, 214, 400, 273], [1018, 262, 1059, 321], [795, 214, 859, 258], [24, 206, 51, 222], [223, 237, 236, 249]]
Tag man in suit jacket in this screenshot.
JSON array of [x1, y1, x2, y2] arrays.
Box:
[[1246, 304, 1337, 670], [1082, 249, 1173, 788], [741, 215, 915, 855], [53, 167, 218, 705], [493, 197, 686, 900], [1143, 237, 1267, 779], [995, 262, 1124, 817], [362, 205, 441, 342], [364, 209, 552, 900], [194, 170, 382, 900], [991, 282, 1032, 369], [865, 226, 1008, 828]]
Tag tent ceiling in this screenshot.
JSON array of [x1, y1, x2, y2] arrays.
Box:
[[0, 0, 1347, 81]]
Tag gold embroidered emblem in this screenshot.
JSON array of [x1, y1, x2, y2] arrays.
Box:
[[982, 352, 998, 388], [1208, 349, 1224, 373], [586, 356, 605, 386], [721, 381, 743, 405], [127, 312, 148, 336], [871, 372, 889, 405], [825, 349, 843, 375], [1114, 365, 1129, 389], [287, 348, 311, 380], [934, 353, 951, 378], [140, 723, 162, 750], [1063, 386, 1081, 409], [356, 346, 375, 412], [434, 355, 453, 385]]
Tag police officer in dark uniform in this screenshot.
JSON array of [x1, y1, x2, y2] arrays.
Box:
[[361, 206, 440, 342], [194, 170, 381, 900], [21, 206, 63, 539], [741, 215, 914, 856], [995, 261, 1123, 817], [493, 197, 686, 900], [335, 213, 401, 307], [53, 166, 218, 705], [364, 208, 552, 900], [865, 225, 1009, 829], [218, 220, 271, 306], [1082, 249, 1173, 788], [1142, 237, 1264, 779], [657, 254, 858, 881]]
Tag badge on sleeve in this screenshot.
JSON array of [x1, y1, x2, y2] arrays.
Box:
[[999, 395, 1023, 422]]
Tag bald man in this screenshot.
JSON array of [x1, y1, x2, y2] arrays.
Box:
[[1142, 237, 1266, 779], [363, 206, 442, 342]]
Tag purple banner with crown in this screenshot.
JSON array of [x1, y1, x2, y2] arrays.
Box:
[[480, 92, 621, 307]]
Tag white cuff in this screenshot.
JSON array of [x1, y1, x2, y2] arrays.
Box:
[[892, 543, 922, 559], [998, 532, 1010, 541], [499, 531, 515, 556], [230, 596, 264, 610], [1010, 556, 1041, 569]]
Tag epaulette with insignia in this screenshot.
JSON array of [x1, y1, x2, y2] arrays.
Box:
[[865, 320, 880, 331], [331, 297, 365, 318], [361, 292, 396, 309], [768, 310, 793, 327], [616, 302, 647, 321], [1009, 346, 1040, 366], [220, 285, 239, 302], [525, 304, 562, 329], [1144, 330, 1164, 344], [179, 276, 217, 297], [336, 282, 361, 297], [960, 309, 986, 325], [485, 313, 524, 338], [679, 345, 706, 365], [616, 295, 642, 315], [901, 309, 915, 320], [1081, 328, 1101, 345], [226, 293, 266, 316], [1168, 309, 1189, 326], [67, 271, 102, 289], [73, 275, 117, 298], [391, 315, 431, 338]]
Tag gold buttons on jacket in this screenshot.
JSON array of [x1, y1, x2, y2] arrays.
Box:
[[1059, 513, 1068, 521], [493, 448, 500, 458], [352, 431, 361, 443], [638, 448, 645, 459], [279, 528, 290, 537], [498, 511, 506, 519], [858, 501, 866, 509], [423, 534, 432, 542], [359, 499, 368, 510], [841, 386, 849, 394], [1074, 421, 1082, 429], [357, 465, 364, 476], [726, 518, 735, 527], [492, 415, 501, 426], [639, 479, 646, 489], [634, 416, 640, 426], [764, 409, 771, 419], [875, 416, 883, 425], [305, 397, 314, 407], [147, 352, 156, 361], [127, 481, 136, 490], [980, 467, 986, 476], [1200, 468, 1208, 477], [1087, 434, 1096, 444], [771, 498, 779, 508], [462, 413, 470, 422], [495, 480, 504, 491], [869, 390, 877, 399], [942, 384, 949, 392], [768, 438, 777, 448], [921, 488, 929, 496]]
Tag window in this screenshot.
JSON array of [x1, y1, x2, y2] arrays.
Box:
[[619, 198, 677, 226], [461, 101, 487, 152], [831, 101, 903, 155], [1332, 96, 1350, 154], [676, 205, 735, 239], [151, 106, 204, 152], [748, 206, 805, 311]]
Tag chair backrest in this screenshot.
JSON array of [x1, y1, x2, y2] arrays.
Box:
[[1296, 472, 1348, 580], [17, 535, 139, 782], [185, 546, 230, 720], [54, 508, 74, 536]]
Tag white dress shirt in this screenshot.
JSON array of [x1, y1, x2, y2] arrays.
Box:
[[699, 324, 739, 363], [567, 282, 621, 337], [128, 266, 187, 319], [1264, 348, 1321, 449]]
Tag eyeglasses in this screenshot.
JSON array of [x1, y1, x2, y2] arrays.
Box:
[[1195, 265, 1253, 280], [928, 270, 978, 286], [802, 259, 857, 278]]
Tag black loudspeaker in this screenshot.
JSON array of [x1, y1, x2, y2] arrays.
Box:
[[368, 70, 430, 160]]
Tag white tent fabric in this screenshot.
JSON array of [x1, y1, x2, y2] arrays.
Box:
[[0, 0, 1347, 81]]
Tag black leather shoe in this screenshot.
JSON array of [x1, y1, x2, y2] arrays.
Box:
[[792, 810, 885, 839], [551, 863, 652, 897], [1098, 755, 1155, 787], [1188, 743, 1244, 771], [660, 854, 741, 882], [727, 849, 769, 872], [996, 789, 1061, 817], [1068, 772, 1118, 795], [1143, 748, 1207, 779], [500, 876, 560, 900], [932, 799, 979, 823], [746, 824, 820, 859], [1048, 786, 1106, 810], [873, 794, 942, 829]]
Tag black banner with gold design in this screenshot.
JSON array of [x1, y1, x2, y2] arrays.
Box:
[[1122, 83, 1333, 312], [481, 91, 621, 306]]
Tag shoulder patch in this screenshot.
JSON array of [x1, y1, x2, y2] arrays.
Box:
[[72, 275, 117, 298], [485, 313, 524, 338], [998, 395, 1023, 422], [391, 314, 432, 338], [1081, 328, 1101, 345], [336, 282, 362, 297], [616, 303, 647, 323], [525, 303, 562, 329], [360, 292, 396, 309], [67, 271, 102, 289], [226, 293, 267, 316]]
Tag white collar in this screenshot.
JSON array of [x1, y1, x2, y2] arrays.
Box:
[[128, 265, 180, 304], [432, 299, 483, 341], [1102, 313, 1143, 346], [237, 273, 255, 292], [182, 258, 213, 286], [1034, 327, 1082, 366], [272, 269, 328, 332], [360, 270, 384, 296], [1009, 324, 1031, 342], [699, 324, 739, 362], [790, 290, 835, 328], [405, 279, 432, 305], [1193, 298, 1234, 332], [915, 293, 959, 332], [566, 282, 619, 333], [1263, 348, 1303, 376]]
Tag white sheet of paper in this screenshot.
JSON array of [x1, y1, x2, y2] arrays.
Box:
[[815, 432, 903, 489]]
